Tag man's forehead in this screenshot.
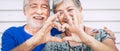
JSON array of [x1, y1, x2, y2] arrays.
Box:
[[29, 0, 48, 2], [28, 0, 49, 4]]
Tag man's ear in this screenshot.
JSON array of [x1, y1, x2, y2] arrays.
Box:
[[23, 7, 26, 15]]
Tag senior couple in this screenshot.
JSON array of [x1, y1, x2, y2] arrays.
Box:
[[2, 0, 118, 51]]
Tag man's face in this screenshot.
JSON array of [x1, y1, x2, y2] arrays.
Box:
[[24, 0, 50, 28], [55, 0, 81, 25]]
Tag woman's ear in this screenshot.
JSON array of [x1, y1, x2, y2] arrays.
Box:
[[79, 7, 82, 12]]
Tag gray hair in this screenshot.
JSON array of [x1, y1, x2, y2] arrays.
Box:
[[23, 0, 50, 8], [23, 0, 29, 7], [53, 0, 82, 13]]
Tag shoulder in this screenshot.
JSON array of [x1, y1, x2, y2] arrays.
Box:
[[5, 27, 17, 31], [1, 26, 24, 51], [95, 29, 111, 42], [2, 25, 24, 37], [4, 25, 24, 32], [3, 27, 17, 35]]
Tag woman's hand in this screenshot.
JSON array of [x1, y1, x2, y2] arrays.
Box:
[[60, 9, 85, 43]]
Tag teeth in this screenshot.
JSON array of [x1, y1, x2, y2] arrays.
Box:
[[34, 16, 44, 20], [63, 20, 68, 23]]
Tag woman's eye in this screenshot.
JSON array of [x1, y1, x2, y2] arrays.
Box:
[[60, 11, 63, 14], [56, 11, 63, 14], [68, 9, 74, 12]]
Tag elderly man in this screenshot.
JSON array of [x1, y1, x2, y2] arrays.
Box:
[[1, 0, 63, 51]]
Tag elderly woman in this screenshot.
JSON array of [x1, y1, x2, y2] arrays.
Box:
[[43, 0, 118, 51]]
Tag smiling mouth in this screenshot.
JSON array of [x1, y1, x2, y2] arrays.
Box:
[[33, 16, 44, 20], [63, 19, 68, 23]]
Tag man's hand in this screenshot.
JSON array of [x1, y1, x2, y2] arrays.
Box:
[[33, 12, 63, 45], [103, 27, 116, 41], [12, 12, 63, 51]]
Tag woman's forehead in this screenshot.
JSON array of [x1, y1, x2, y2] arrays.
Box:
[[55, 0, 75, 9]]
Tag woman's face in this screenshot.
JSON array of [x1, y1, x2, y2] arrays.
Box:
[[55, 0, 81, 25]]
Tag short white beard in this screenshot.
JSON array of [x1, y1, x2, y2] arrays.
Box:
[[27, 19, 43, 29]]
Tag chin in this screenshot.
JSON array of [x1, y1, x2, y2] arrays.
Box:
[[28, 20, 44, 29], [32, 24, 42, 29]]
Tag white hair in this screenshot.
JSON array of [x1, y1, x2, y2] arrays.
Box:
[[53, 0, 82, 13], [23, 0, 50, 8]]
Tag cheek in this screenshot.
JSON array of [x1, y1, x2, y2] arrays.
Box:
[[44, 9, 50, 18], [69, 12, 74, 17], [45, 9, 49, 15], [26, 9, 35, 17], [29, 9, 36, 14], [59, 17, 63, 22]]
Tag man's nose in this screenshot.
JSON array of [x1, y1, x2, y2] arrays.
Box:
[[36, 8, 43, 15]]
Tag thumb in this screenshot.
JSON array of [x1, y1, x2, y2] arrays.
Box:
[[63, 36, 74, 42], [50, 37, 63, 43], [63, 35, 82, 43], [104, 26, 107, 29]]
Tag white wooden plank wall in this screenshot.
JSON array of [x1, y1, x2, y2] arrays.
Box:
[[0, 0, 120, 51]]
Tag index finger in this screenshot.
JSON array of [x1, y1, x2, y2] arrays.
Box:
[[64, 11, 73, 25], [73, 10, 83, 24], [46, 12, 60, 22]]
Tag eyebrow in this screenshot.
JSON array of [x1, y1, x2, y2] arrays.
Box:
[[41, 4, 49, 7], [56, 6, 73, 11], [66, 6, 74, 9], [29, 3, 37, 5], [55, 10, 62, 13]]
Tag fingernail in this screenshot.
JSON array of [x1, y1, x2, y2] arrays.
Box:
[[64, 41, 68, 43], [92, 29, 99, 33], [61, 27, 65, 32]]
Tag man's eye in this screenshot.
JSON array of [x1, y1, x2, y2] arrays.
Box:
[[42, 5, 49, 9], [30, 5, 37, 8], [42, 6, 48, 9]]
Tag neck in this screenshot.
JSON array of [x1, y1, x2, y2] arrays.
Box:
[[24, 25, 40, 35]]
